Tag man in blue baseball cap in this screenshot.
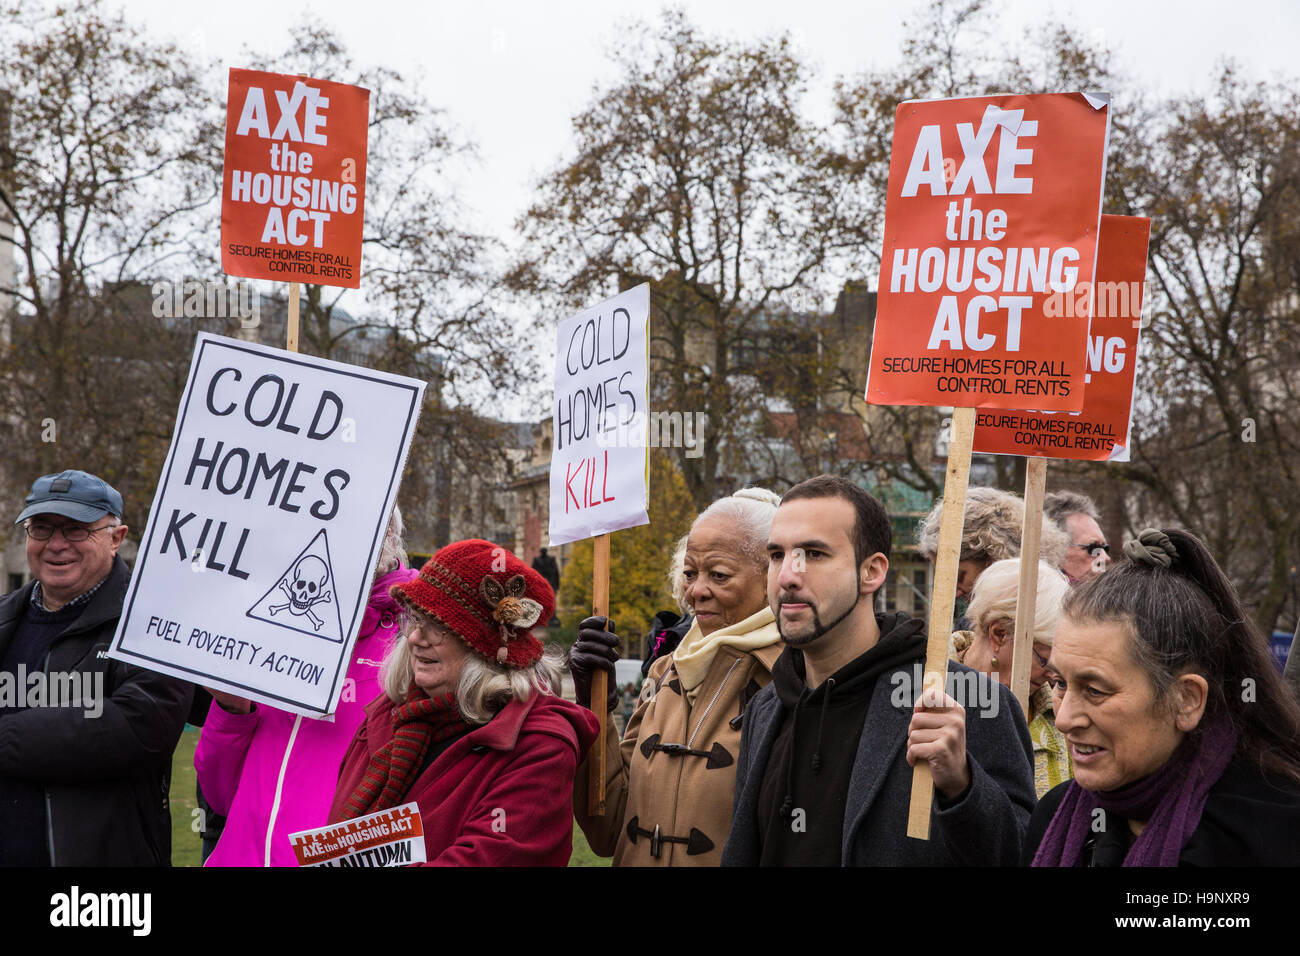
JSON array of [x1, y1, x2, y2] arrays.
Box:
[[13, 470, 129, 612], [0, 469, 193, 865]]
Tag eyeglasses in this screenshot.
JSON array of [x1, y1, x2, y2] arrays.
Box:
[[1072, 541, 1111, 557], [412, 616, 453, 646], [1031, 646, 1051, 669], [25, 520, 115, 543]]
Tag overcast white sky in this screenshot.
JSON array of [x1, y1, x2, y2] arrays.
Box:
[[17, 0, 1296, 418], [107, 0, 1297, 247]]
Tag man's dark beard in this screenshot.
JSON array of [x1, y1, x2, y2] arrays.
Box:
[[776, 582, 861, 647]]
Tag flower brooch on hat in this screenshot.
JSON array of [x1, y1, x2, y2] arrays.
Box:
[[480, 575, 544, 663]]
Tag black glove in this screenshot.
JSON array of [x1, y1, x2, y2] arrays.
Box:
[[569, 615, 620, 712]]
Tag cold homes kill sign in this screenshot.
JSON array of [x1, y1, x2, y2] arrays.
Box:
[[548, 284, 650, 547], [109, 333, 424, 717]]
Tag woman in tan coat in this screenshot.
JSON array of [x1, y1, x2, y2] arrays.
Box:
[[569, 488, 781, 865]]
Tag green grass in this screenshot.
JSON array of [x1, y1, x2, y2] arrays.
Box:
[[170, 726, 203, 867], [171, 724, 611, 866], [568, 820, 610, 867]]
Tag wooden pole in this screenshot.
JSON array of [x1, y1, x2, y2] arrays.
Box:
[[586, 532, 611, 815], [907, 406, 975, 840], [1009, 457, 1048, 716], [286, 282, 300, 353]]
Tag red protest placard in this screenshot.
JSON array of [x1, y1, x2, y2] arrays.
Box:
[[973, 214, 1150, 460], [289, 802, 426, 867], [865, 92, 1110, 412], [220, 69, 369, 289]]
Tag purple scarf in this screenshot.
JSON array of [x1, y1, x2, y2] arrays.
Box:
[[1032, 716, 1238, 867]]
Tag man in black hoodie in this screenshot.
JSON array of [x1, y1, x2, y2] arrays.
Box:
[[722, 475, 1035, 866]]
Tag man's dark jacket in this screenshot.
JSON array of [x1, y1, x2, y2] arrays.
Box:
[[722, 613, 1035, 866], [0, 556, 193, 865]]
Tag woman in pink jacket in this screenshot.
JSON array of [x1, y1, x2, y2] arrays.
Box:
[[195, 510, 417, 866]]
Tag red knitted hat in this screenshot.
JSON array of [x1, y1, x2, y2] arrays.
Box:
[[390, 539, 555, 668]]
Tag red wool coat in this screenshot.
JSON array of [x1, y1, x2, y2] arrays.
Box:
[[329, 689, 599, 866]]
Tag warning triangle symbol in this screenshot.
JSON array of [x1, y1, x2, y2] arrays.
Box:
[[247, 529, 346, 643]]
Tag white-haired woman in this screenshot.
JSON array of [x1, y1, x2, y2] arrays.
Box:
[[328, 539, 597, 865], [570, 488, 782, 865], [952, 558, 1071, 796]]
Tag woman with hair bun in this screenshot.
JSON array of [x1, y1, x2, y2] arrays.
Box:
[[1027, 528, 1300, 866], [569, 487, 783, 866]]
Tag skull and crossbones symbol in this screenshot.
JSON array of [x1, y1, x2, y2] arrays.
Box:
[[268, 555, 332, 631]]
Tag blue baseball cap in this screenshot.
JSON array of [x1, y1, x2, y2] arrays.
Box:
[[14, 470, 124, 525]]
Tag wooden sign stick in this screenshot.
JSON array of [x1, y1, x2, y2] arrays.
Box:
[[286, 282, 301, 353], [586, 531, 611, 815], [1009, 457, 1048, 716], [907, 406, 975, 840]]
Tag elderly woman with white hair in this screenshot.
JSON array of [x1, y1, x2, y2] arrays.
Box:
[[328, 539, 598, 865], [570, 488, 782, 865], [952, 558, 1072, 796]]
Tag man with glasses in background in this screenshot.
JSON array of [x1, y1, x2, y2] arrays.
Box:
[[1043, 491, 1111, 585], [0, 469, 192, 865]]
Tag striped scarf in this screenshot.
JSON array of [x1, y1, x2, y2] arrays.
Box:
[[344, 688, 470, 818]]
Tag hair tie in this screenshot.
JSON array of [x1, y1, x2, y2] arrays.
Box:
[[1124, 528, 1177, 569]]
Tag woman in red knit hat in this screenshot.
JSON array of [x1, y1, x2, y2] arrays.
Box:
[[328, 539, 598, 865]]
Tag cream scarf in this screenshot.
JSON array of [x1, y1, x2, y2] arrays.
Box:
[[672, 606, 780, 705]]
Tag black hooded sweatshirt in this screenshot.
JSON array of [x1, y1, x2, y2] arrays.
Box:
[[756, 611, 927, 866]]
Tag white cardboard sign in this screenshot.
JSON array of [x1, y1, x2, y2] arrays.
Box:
[[548, 284, 650, 547], [109, 332, 425, 717]]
